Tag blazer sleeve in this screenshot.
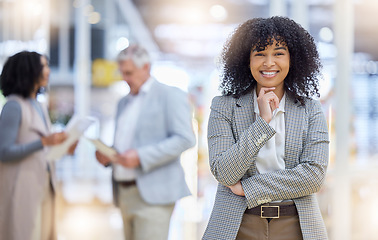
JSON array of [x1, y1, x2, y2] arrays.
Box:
[[137, 88, 196, 173], [241, 100, 329, 208], [207, 96, 276, 186]]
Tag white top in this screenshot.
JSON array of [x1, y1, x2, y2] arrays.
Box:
[[253, 90, 286, 174], [113, 77, 154, 181]]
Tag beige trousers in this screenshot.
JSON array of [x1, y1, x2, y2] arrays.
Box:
[[236, 202, 303, 240], [118, 185, 175, 240]]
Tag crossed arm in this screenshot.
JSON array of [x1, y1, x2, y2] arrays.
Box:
[[208, 97, 329, 208]]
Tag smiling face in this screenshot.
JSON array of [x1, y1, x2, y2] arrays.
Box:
[[249, 39, 290, 97]]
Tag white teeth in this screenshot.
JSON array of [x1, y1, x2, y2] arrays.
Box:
[[262, 71, 277, 75]]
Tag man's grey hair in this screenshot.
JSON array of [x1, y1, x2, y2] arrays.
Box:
[[116, 44, 151, 68]]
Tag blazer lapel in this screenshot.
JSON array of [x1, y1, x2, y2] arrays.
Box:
[[133, 81, 160, 145], [234, 91, 255, 141], [234, 91, 257, 176], [136, 82, 157, 119], [284, 96, 304, 169], [233, 92, 305, 172]]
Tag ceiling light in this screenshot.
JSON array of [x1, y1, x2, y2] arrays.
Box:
[[116, 37, 130, 52], [209, 5, 228, 22], [88, 12, 101, 24], [319, 27, 334, 43]]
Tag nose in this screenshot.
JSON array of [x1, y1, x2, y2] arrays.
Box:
[[263, 55, 275, 67]]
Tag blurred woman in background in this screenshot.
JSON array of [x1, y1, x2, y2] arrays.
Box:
[[0, 51, 74, 240]]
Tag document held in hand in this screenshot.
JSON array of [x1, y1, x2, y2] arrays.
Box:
[[86, 138, 118, 162], [46, 115, 95, 161]]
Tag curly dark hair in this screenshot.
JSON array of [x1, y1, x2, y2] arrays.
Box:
[[0, 51, 44, 98], [219, 16, 322, 104]]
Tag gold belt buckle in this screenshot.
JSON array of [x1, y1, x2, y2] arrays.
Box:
[[261, 205, 280, 218]]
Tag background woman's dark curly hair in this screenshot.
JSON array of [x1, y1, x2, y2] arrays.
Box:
[[219, 16, 322, 104], [0, 51, 43, 98]]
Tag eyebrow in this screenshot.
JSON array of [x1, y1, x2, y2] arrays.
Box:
[[253, 46, 288, 52], [274, 46, 287, 50]]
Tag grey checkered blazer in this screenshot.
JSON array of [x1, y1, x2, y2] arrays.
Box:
[[203, 91, 329, 240]]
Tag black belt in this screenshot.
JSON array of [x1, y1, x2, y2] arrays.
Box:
[[245, 202, 298, 218], [118, 180, 136, 188]]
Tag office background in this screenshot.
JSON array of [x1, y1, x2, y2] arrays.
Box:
[[1, 0, 378, 239]]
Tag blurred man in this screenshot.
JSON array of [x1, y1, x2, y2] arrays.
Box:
[[96, 44, 196, 240]]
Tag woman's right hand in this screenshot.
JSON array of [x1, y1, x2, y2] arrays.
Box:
[[256, 87, 280, 123], [41, 132, 67, 146]]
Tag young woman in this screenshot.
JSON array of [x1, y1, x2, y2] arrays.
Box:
[[203, 17, 329, 240], [0, 51, 73, 240]]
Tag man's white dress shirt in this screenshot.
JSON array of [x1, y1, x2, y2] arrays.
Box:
[[113, 77, 154, 181]]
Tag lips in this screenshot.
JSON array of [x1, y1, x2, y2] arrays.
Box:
[[261, 71, 279, 78]]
